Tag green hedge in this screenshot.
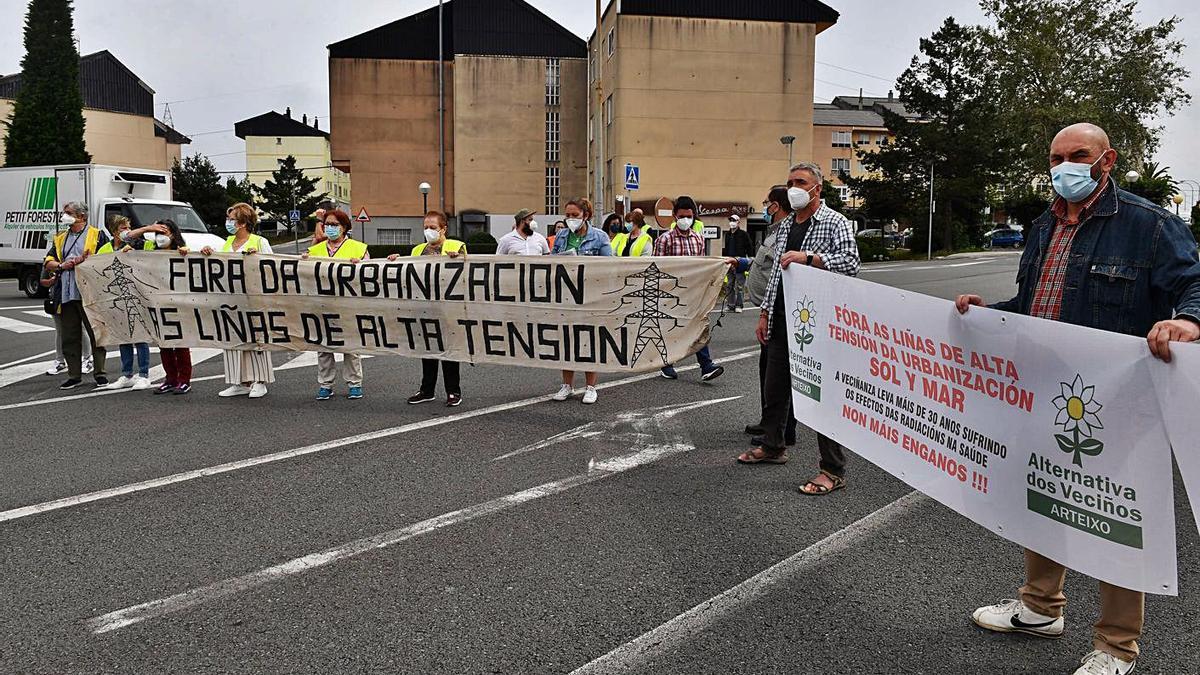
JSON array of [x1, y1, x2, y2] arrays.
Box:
[[855, 236, 890, 262]]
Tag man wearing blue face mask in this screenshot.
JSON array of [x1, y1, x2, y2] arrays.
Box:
[[959, 123, 1200, 675]]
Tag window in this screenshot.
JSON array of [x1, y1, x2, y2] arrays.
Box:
[[837, 186, 851, 202], [546, 111, 560, 163], [545, 58, 561, 107], [604, 94, 613, 126], [545, 166, 560, 214], [832, 158, 851, 174], [589, 53, 595, 83], [377, 229, 411, 246], [606, 27, 615, 57], [831, 131, 851, 148], [855, 161, 866, 174], [879, 135, 889, 146]]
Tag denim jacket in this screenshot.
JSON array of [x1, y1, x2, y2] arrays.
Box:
[[550, 224, 613, 256], [992, 185, 1200, 336]]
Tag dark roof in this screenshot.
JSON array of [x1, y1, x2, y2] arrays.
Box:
[[234, 110, 330, 140], [0, 50, 154, 117], [614, 0, 839, 30], [154, 119, 191, 145], [813, 108, 886, 127], [831, 94, 917, 120], [328, 0, 587, 61]]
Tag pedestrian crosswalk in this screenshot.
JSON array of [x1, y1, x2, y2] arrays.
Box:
[[0, 315, 54, 333]]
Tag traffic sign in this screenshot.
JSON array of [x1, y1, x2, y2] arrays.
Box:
[[624, 163, 640, 191], [288, 209, 301, 223], [355, 207, 371, 222]]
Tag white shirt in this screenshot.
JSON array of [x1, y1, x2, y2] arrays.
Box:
[[496, 229, 549, 255]]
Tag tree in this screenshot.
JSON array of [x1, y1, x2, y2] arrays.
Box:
[[1002, 185, 1053, 230], [845, 18, 1012, 252], [171, 155, 228, 232], [1122, 161, 1178, 207], [820, 178, 845, 212], [1191, 202, 1200, 243], [3, 0, 89, 166], [225, 176, 255, 206], [252, 155, 327, 228], [982, 0, 1190, 179]]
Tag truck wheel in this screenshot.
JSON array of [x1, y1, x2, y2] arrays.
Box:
[[20, 267, 47, 298]]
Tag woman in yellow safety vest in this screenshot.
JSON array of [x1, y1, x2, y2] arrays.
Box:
[[302, 209, 369, 401], [98, 215, 162, 390], [614, 210, 653, 257], [196, 202, 275, 399], [389, 210, 467, 407]]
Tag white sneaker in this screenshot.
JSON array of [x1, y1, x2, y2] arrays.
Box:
[[130, 376, 152, 391], [551, 384, 573, 401], [46, 361, 67, 376], [109, 375, 135, 389], [1073, 650, 1135, 675], [219, 384, 251, 397], [581, 386, 598, 405], [82, 358, 94, 374], [971, 599, 1064, 638], [248, 382, 269, 399]]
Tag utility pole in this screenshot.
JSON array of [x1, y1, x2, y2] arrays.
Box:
[[927, 163, 935, 261], [595, 0, 603, 208], [438, 0, 446, 218], [291, 186, 298, 254]]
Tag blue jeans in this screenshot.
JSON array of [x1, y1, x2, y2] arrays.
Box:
[[120, 343, 150, 377], [664, 346, 716, 374]]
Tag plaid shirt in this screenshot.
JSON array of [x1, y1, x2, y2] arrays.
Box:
[[760, 203, 859, 337], [1029, 177, 1111, 320], [652, 225, 706, 257]]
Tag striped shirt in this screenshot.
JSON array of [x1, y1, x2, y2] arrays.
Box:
[[1030, 178, 1111, 320], [760, 203, 859, 337]]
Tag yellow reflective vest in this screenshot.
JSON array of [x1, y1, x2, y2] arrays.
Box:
[[97, 237, 154, 255], [610, 232, 628, 254], [615, 232, 652, 257], [222, 234, 269, 252], [308, 238, 368, 259], [46, 226, 105, 264], [411, 239, 466, 256]]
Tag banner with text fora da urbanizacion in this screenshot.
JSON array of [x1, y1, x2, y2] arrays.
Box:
[[76, 253, 726, 374], [781, 265, 1178, 595]]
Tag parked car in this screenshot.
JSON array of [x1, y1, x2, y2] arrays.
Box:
[[983, 228, 1024, 249], [856, 229, 904, 247]]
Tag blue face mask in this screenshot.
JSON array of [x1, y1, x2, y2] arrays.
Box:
[[1050, 156, 1104, 203], [325, 224, 342, 241], [624, 222, 634, 233], [225, 219, 238, 235]]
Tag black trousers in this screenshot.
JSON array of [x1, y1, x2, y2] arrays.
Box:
[[761, 311, 847, 476], [758, 342, 796, 444], [420, 358, 460, 395], [60, 301, 106, 380]]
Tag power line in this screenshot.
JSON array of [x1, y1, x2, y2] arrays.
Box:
[[157, 82, 309, 107], [816, 60, 897, 84], [814, 78, 887, 97]]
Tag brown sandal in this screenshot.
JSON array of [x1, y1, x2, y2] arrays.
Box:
[[798, 470, 846, 495], [737, 447, 788, 465]]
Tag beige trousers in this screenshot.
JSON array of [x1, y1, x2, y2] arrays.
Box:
[[317, 352, 362, 387]]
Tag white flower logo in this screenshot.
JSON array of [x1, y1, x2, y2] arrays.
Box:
[[1051, 375, 1104, 466]]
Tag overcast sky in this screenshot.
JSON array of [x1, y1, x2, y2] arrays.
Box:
[[1, 0, 1197, 202]]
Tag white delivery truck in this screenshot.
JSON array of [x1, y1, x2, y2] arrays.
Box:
[[0, 164, 226, 297]]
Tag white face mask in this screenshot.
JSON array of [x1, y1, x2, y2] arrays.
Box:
[[676, 217, 694, 229], [154, 234, 172, 248], [566, 218, 583, 232], [729, 221, 739, 230], [788, 185, 816, 210], [423, 228, 441, 243], [528, 220, 538, 231], [60, 213, 76, 226]]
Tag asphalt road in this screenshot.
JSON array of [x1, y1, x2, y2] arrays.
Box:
[[0, 251, 1195, 675]]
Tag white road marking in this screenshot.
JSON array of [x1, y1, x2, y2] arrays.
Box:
[[568, 491, 926, 675], [86, 440, 703, 634], [0, 349, 56, 370], [0, 316, 54, 333], [0, 351, 759, 522], [22, 310, 50, 319], [0, 348, 222, 392], [0, 304, 43, 311]]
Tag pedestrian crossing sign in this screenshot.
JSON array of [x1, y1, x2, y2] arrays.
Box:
[[624, 163, 640, 191]]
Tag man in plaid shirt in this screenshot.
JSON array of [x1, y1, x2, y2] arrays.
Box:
[[654, 195, 724, 382], [739, 163, 859, 497], [959, 123, 1200, 675]]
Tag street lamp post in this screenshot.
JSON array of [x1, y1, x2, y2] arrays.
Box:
[[418, 182, 432, 215], [777, 133, 796, 165], [927, 163, 935, 261], [1172, 193, 1184, 216], [1125, 170, 1141, 184]]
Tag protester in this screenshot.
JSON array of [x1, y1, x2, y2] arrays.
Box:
[[198, 203, 275, 399], [722, 214, 752, 312], [655, 196, 725, 383], [311, 200, 335, 245], [613, 210, 653, 257], [146, 219, 195, 395], [548, 219, 567, 251], [302, 209, 368, 400], [729, 186, 797, 448], [42, 201, 110, 389], [601, 212, 623, 241], [743, 163, 859, 494], [551, 198, 611, 404], [97, 215, 156, 391], [958, 123, 1200, 675], [41, 264, 93, 377], [496, 209, 549, 255], [392, 211, 466, 407]]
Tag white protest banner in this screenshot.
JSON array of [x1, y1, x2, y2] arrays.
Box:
[[76, 253, 726, 374], [781, 265, 1178, 595], [1151, 348, 1200, 534]]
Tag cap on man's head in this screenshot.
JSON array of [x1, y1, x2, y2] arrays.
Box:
[[728, 214, 740, 222], [514, 209, 535, 223]]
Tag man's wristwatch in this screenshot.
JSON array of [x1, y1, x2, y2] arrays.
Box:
[[805, 253, 814, 266]]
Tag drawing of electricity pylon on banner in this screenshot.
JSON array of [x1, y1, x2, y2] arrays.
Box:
[[96, 256, 154, 339], [607, 262, 686, 367]]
